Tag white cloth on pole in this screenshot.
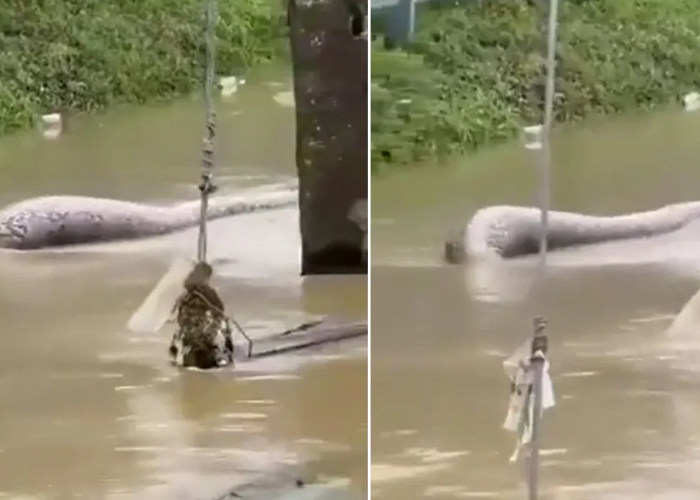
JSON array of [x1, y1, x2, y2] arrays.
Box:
[[502, 339, 555, 462]]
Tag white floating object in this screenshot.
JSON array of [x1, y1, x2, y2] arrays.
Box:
[[522, 124, 543, 150], [127, 256, 195, 334], [219, 76, 243, 98], [40, 113, 62, 139], [683, 92, 700, 112], [272, 90, 295, 108]]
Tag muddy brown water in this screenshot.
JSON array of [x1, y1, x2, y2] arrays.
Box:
[[0, 67, 367, 499], [371, 109, 700, 499]]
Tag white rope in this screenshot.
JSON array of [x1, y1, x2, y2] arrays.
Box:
[[198, 0, 218, 263]]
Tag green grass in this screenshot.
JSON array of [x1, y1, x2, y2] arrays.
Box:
[[0, 0, 286, 134], [371, 0, 700, 173]]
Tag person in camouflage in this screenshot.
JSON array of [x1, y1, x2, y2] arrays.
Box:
[[168, 261, 234, 369]]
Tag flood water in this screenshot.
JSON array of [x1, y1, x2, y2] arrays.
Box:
[[0, 66, 367, 499], [371, 109, 700, 499]]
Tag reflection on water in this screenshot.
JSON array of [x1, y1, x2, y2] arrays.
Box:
[[372, 110, 700, 499], [0, 67, 367, 499]]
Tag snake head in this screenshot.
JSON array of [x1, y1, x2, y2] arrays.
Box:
[[444, 228, 467, 264], [0, 222, 20, 248]]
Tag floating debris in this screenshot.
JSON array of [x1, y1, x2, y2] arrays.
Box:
[[207, 468, 359, 500], [522, 124, 543, 150], [40, 113, 62, 139], [273, 90, 296, 108], [666, 283, 700, 338], [683, 91, 700, 112], [126, 255, 194, 334], [219, 76, 245, 98]]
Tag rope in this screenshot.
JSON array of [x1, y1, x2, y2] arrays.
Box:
[[198, 0, 218, 263], [194, 0, 258, 356], [193, 0, 259, 357], [527, 0, 560, 498], [194, 0, 261, 358]]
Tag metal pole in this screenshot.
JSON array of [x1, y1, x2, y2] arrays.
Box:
[[537, 0, 559, 266], [528, 0, 559, 497], [528, 317, 549, 500], [198, 0, 218, 263]]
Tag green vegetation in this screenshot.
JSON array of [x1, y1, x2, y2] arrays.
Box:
[[0, 0, 286, 134], [371, 0, 700, 173]]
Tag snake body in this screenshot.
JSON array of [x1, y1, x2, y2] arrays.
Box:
[[0, 190, 298, 250], [444, 202, 700, 261]]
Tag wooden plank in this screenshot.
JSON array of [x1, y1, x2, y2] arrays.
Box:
[[209, 472, 359, 500], [233, 318, 367, 362]]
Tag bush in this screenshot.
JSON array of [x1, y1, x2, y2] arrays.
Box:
[[0, 0, 286, 134], [371, 0, 700, 173]]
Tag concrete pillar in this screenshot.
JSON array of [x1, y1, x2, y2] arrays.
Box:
[[288, 0, 368, 276]]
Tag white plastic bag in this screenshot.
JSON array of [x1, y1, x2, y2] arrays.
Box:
[[127, 256, 195, 334], [502, 339, 555, 462]]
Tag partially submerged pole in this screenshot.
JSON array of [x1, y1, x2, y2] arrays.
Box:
[[528, 0, 560, 498], [527, 317, 548, 500]]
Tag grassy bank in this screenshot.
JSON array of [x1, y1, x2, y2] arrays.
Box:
[[0, 0, 286, 134], [371, 0, 700, 173]]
